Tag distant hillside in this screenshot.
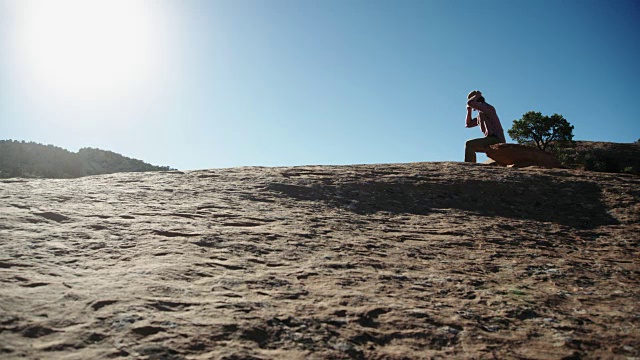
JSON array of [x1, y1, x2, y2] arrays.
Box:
[[554, 140, 640, 175], [0, 140, 175, 179]]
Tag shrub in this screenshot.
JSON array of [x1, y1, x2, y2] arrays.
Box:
[[508, 111, 574, 151]]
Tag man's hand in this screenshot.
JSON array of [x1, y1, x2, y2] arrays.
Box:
[[466, 105, 472, 111]]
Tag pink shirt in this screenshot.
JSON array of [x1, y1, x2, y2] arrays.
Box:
[[466, 100, 506, 143]]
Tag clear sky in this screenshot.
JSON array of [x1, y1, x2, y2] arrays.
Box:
[[1, 0, 639, 170]]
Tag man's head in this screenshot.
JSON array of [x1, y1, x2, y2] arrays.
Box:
[[467, 90, 485, 103]]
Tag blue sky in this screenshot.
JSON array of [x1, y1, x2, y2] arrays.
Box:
[[1, 0, 639, 170]]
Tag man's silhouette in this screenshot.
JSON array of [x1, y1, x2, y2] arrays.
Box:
[[465, 90, 506, 162]]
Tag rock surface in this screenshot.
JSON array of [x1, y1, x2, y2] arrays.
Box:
[[0, 162, 638, 359], [485, 143, 562, 168]]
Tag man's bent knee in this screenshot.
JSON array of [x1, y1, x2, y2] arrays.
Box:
[[466, 139, 485, 153]]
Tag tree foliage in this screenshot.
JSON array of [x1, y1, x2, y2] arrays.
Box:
[[0, 140, 175, 179], [508, 111, 574, 151]]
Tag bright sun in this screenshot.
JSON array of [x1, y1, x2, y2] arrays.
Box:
[[16, 0, 160, 101]]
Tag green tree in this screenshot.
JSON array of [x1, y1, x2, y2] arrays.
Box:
[[508, 111, 574, 151]]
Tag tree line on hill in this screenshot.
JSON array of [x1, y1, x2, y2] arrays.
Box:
[[0, 140, 175, 179]]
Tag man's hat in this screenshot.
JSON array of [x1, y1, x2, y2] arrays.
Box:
[[467, 90, 481, 99]]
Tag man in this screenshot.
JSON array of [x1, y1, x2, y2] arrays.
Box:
[[464, 90, 506, 162]]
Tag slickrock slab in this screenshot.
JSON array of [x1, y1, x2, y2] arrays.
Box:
[[0, 162, 638, 359], [485, 143, 562, 168]]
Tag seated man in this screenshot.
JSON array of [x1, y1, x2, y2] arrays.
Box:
[[465, 90, 506, 162]]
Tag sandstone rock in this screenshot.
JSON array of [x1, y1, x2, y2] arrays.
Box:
[[0, 162, 638, 359], [485, 143, 562, 168]]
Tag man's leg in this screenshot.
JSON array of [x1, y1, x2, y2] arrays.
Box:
[[465, 136, 500, 163]]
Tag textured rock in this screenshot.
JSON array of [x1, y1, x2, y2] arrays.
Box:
[[485, 143, 562, 168], [0, 162, 639, 359]]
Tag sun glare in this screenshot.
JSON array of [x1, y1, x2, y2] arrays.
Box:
[[15, 0, 161, 101]]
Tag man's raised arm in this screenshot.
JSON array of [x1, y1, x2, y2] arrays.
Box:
[[466, 104, 478, 128]]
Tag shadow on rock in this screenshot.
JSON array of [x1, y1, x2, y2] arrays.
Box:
[[267, 176, 618, 230]]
